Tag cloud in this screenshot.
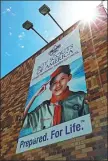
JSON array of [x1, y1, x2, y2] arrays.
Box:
[[6, 7, 11, 12], [18, 35, 23, 39], [44, 30, 48, 34], [44, 30, 49, 39], [18, 32, 25, 40], [21, 45, 24, 48], [43, 31, 54, 41], [5, 52, 11, 56], [12, 12, 16, 16], [18, 44, 25, 49], [2, 7, 16, 16], [9, 32, 12, 36]]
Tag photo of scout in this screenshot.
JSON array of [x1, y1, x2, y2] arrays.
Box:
[[22, 65, 89, 133]]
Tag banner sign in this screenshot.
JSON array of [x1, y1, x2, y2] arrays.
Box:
[[16, 28, 92, 154]]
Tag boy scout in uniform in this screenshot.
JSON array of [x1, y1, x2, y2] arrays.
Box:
[[22, 65, 89, 133]]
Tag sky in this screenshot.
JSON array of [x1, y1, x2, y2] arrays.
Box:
[[1, 1, 107, 78]]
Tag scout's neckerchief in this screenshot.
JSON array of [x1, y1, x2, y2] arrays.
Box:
[[50, 87, 71, 125]]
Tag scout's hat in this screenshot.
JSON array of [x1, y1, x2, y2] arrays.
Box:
[[50, 65, 71, 86]]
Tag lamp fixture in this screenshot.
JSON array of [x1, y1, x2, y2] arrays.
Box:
[[39, 4, 64, 32], [22, 20, 48, 44]]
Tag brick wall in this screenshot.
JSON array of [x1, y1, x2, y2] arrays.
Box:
[[1, 5, 107, 160]]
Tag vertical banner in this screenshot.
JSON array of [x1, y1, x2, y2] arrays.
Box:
[[16, 28, 92, 154]]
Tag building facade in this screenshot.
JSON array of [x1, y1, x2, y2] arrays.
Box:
[[1, 4, 107, 160]]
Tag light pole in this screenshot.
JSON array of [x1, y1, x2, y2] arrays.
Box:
[[22, 20, 48, 44], [39, 4, 64, 32]]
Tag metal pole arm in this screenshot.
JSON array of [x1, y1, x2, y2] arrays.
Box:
[[48, 13, 64, 32], [31, 27, 48, 44]]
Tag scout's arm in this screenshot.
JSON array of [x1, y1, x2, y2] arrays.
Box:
[[23, 84, 47, 119], [22, 87, 45, 129]]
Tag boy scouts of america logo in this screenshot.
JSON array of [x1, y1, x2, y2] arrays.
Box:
[[48, 44, 61, 56]]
